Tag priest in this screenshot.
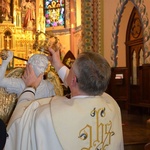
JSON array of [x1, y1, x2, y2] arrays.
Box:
[[4, 48, 124, 150]]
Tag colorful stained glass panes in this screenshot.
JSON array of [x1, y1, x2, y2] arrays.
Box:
[[45, 0, 65, 27]]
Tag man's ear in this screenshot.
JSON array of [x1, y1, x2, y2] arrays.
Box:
[[71, 76, 78, 86]]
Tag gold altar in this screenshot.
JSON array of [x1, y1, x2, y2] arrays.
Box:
[[0, 0, 82, 123], [0, 1, 64, 123]]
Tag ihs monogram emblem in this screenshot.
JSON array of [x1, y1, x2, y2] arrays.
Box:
[[78, 107, 115, 150]]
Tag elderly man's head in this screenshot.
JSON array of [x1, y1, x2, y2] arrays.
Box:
[[67, 52, 111, 96], [28, 54, 49, 77]]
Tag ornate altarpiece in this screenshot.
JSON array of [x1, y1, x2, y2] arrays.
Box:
[[0, 0, 104, 123], [0, 0, 46, 67], [0, 0, 104, 65]]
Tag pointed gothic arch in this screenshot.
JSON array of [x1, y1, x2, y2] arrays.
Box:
[[3, 29, 13, 50], [111, 0, 150, 67], [126, 7, 144, 85]]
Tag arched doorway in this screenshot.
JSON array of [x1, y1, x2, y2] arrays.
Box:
[[126, 7, 144, 85], [126, 7, 144, 109], [111, 0, 150, 67], [107, 1, 150, 110]]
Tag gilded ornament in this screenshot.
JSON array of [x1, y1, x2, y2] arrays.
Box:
[[33, 31, 62, 54], [0, 49, 8, 60]]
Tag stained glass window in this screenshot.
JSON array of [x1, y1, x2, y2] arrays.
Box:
[[45, 0, 65, 27]]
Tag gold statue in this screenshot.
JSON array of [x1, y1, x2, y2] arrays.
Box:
[[33, 31, 62, 54]]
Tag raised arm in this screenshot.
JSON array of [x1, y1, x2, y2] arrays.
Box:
[[0, 50, 25, 96], [47, 48, 69, 86], [0, 50, 13, 80], [47, 48, 64, 72]]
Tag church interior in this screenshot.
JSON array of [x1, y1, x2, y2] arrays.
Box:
[[1, 0, 150, 149]]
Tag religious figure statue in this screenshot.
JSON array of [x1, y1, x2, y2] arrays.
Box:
[[0, 50, 55, 99], [0, 0, 11, 20], [0, 50, 63, 123], [21, 0, 35, 29]]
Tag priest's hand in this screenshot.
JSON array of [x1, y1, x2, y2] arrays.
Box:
[[47, 48, 64, 72], [22, 64, 43, 90]]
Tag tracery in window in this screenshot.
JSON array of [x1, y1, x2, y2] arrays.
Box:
[[45, 0, 65, 27]]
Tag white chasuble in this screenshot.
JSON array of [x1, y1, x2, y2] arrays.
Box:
[[4, 97, 52, 150], [50, 93, 124, 150], [5, 93, 124, 150]]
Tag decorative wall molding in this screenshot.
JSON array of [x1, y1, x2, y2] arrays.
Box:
[[81, 0, 104, 55], [111, 0, 150, 67], [81, 0, 94, 52], [97, 0, 104, 55]]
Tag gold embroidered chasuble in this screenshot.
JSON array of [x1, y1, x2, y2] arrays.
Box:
[[5, 92, 124, 150], [50, 93, 124, 150]]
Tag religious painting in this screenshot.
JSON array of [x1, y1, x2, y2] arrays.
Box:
[[62, 51, 75, 69], [45, 0, 65, 27], [21, 0, 36, 31]]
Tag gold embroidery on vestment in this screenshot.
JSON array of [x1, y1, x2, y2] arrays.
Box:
[[78, 107, 115, 150]]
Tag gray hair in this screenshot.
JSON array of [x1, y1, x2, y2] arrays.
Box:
[[73, 52, 111, 96], [28, 54, 49, 77]]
